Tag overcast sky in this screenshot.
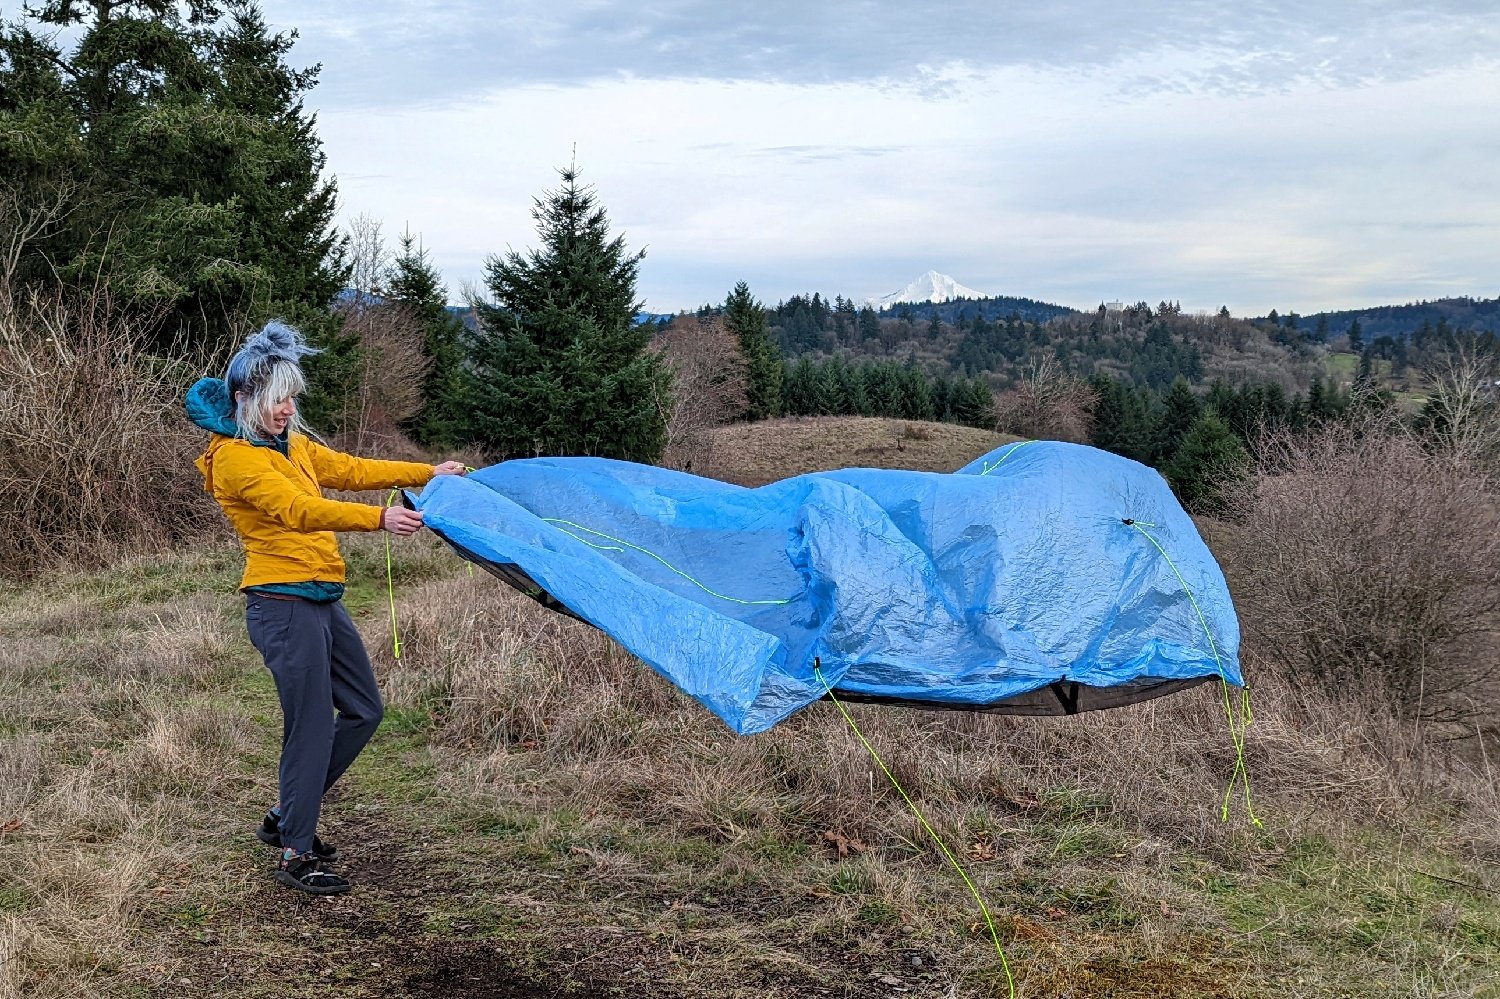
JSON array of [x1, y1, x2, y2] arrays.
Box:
[[261, 1, 1500, 316]]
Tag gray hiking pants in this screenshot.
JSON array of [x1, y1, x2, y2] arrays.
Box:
[[245, 594, 384, 854]]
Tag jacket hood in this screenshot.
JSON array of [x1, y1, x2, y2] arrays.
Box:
[[188, 377, 244, 494], [186, 378, 238, 437]]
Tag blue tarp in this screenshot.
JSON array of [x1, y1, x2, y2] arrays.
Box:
[[410, 440, 1242, 735]]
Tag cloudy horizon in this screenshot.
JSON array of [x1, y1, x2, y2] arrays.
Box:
[[262, 1, 1500, 316]]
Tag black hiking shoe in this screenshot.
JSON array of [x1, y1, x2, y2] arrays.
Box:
[[275, 851, 351, 896], [256, 811, 338, 861]]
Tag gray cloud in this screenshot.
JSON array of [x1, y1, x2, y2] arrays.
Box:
[[750, 144, 912, 163], [265, 1, 1500, 108], [298, 3, 1500, 316]]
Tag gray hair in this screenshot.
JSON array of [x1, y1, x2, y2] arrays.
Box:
[[225, 320, 320, 441]]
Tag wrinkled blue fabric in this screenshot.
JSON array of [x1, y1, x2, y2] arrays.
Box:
[[411, 441, 1242, 735]]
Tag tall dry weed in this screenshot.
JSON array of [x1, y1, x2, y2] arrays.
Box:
[[0, 288, 218, 573]]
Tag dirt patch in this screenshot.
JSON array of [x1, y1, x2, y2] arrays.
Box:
[[400, 940, 616, 998], [322, 808, 409, 889]]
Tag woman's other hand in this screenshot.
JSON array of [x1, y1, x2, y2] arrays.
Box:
[[381, 507, 425, 536], [433, 461, 467, 477]]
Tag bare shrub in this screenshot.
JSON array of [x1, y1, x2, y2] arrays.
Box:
[[344, 212, 390, 299], [992, 354, 1096, 443], [1220, 416, 1500, 725], [1421, 341, 1500, 466], [0, 175, 80, 302], [650, 314, 748, 473], [0, 289, 219, 573], [326, 298, 431, 453]]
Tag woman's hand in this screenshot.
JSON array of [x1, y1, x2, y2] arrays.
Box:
[[433, 460, 467, 477], [381, 507, 425, 536]]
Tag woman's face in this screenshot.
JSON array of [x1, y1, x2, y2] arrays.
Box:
[[266, 395, 296, 435], [234, 391, 297, 436]]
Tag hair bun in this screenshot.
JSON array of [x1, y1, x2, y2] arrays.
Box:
[[241, 320, 319, 365], [226, 320, 320, 393]]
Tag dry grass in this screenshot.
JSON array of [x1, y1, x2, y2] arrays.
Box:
[[2, 422, 1499, 997], [0, 550, 265, 999], [709, 416, 1015, 486], [387, 574, 1500, 844]]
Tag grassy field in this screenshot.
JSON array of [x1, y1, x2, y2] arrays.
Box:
[[1323, 351, 1431, 412], [2, 418, 1498, 998], [708, 416, 1016, 486]]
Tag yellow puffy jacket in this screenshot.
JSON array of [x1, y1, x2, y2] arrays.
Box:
[[196, 432, 434, 589]]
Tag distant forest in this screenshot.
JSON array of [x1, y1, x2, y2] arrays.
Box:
[[1261, 296, 1500, 339]]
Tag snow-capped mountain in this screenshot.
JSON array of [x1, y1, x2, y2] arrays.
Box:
[[866, 271, 987, 312]]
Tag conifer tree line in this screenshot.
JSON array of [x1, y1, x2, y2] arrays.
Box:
[[1, 0, 344, 352], [1, 2, 672, 463], [1085, 374, 1352, 514], [780, 357, 996, 429]]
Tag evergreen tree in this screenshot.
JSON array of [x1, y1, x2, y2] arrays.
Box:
[[865, 362, 904, 416], [1089, 374, 1128, 453], [1151, 377, 1203, 465], [1162, 412, 1249, 515], [466, 167, 668, 461], [386, 231, 466, 445], [931, 372, 954, 422], [1305, 377, 1327, 423], [724, 281, 783, 421], [0, 0, 346, 353], [900, 363, 935, 421], [783, 357, 816, 416], [1205, 379, 1237, 425], [926, 311, 943, 341], [810, 359, 843, 415], [1118, 384, 1156, 463], [828, 359, 859, 415], [950, 376, 995, 429], [858, 306, 882, 349], [1306, 375, 1343, 423], [1090, 374, 1153, 463], [1348, 317, 1364, 352]]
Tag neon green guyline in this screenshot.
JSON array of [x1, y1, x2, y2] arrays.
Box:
[[814, 663, 1017, 999], [1127, 520, 1260, 826], [978, 439, 1038, 476], [542, 518, 794, 606], [384, 489, 403, 659]]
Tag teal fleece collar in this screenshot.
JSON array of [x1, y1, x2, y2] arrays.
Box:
[[185, 377, 288, 453]]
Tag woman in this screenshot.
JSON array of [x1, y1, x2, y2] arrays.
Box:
[[186, 320, 465, 895]]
